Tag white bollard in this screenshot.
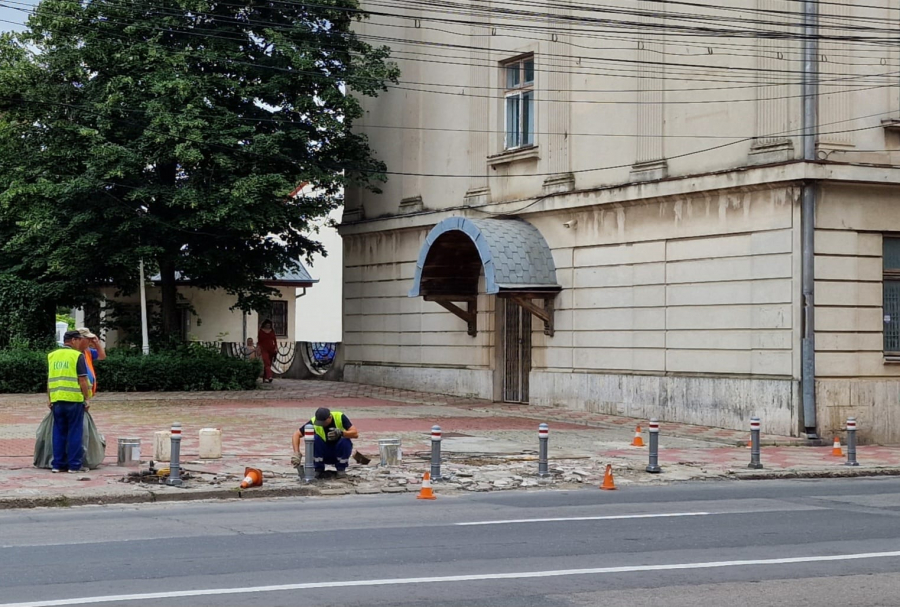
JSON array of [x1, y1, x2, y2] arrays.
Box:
[[154, 430, 171, 462], [198, 428, 222, 459]]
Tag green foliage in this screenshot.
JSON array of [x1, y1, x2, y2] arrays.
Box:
[[0, 348, 262, 393], [56, 313, 76, 330], [0, 0, 399, 340], [0, 275, 57, 350], [0, 350, 47, 393]]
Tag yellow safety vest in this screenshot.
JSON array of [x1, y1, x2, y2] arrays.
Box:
[[311, 411, 345, 441], [47, 347, 85, 404]]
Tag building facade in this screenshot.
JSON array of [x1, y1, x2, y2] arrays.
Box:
[[340, 0, 900, 442]]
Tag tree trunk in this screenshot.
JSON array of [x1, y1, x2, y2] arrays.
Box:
[[159, 258, 179, 340]]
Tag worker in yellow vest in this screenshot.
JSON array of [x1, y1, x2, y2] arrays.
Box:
[[47, 331, 93, 473], [291, 407, 358, 479]]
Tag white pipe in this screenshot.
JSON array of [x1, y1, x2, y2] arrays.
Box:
[[139, 259, 150, 355]]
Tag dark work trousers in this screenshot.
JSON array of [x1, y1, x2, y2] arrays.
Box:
[[313, 436, 353, 471], [51, 401, 85, 471]]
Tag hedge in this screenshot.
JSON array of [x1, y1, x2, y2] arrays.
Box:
[[0, 349, 262, 393]]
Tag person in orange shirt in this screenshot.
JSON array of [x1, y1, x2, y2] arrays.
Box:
[[77, 328, 106, 395], [257, 319, 278, 383]]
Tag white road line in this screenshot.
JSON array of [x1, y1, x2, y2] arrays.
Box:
[[455, 512, 712, 526], [5, 550, 900, 607]]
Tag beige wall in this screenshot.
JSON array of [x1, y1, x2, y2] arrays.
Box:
[[99, 286, 297, 347]]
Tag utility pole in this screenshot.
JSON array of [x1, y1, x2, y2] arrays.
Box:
[[800, 0, 819, 438]]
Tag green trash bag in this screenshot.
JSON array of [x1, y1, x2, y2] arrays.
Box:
[[33, 410, 107, 470]]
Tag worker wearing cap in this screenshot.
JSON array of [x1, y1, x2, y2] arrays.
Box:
[[76, 327, 106, 395], [290, 407, 358, 479], [47, 331, 93, 473]]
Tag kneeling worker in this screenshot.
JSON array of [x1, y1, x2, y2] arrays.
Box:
[[291, 407, 358, 479]]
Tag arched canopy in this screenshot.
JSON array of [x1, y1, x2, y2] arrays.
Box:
[[409, 217, 560, 298]]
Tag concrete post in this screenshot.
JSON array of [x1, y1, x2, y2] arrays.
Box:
[[430, 425, 442, 480], [166, 422, 183, 486], [845, 417, 859, 467], [646, 419, 661, 474], [538, 423, 549, 478], [748, 417, 763, 470], [303, 425, 316, 482]]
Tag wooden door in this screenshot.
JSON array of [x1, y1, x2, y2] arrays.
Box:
[[502, 299, 532, 403]]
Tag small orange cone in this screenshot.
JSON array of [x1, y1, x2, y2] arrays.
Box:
[[631, 425, 644, 447], [240, 467, 263, 489], [747, 440, 752, 449], [600, 464, 617, 490], [831, 437, 843, 457], [416, 471, 436, 500]]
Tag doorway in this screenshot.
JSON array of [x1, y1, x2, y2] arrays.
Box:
[[501, 298, 532, 403]]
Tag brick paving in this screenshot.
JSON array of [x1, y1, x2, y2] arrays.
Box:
[[2, 379, 899, 507]]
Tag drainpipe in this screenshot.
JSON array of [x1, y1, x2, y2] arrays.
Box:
[[800, 0, 818, 438]]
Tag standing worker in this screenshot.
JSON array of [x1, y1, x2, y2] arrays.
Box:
[[291, 407, 358, 479], [47, 331, 92, 473], [257, 319, 278, 383], [77, 327, 106, 395]]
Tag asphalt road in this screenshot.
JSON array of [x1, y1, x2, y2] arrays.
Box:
[[3, 478, 900, 606]]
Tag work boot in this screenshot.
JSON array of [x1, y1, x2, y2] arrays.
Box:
[[335, 470, 348, 480], [314, 470, 327, 480]]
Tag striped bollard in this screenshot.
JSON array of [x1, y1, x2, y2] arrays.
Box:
[[646, 418, 661, 473], [303, 425, 316, 483], [538, 423, 550, 478], [748, 417, 763, 470], [430, 425, 442, 480], [166, 422, 183, 486], [845, 417, 859, 467]]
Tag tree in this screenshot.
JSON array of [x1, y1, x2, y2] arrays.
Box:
[[0, 0, 397, 339]]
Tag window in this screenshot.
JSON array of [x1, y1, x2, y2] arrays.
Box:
[[260, 300, 289, 337], [884, 238, 900, 355], [503, 56, 535, 150]]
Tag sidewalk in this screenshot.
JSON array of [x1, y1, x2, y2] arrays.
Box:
[[2, 379, 899, 508]]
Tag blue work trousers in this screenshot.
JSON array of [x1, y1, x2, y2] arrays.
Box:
[[314, 436, 352, 471], [51, 401, 85, 471]]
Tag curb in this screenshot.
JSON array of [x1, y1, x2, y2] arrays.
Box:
[[0, 485, 322, 510], [731, 467, 900, 481]]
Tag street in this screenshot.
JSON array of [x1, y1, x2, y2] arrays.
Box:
[[3, 478, 900, 606]]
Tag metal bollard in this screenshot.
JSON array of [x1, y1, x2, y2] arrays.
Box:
[[303, 425, 316, 483], [646, 418, 661, 473], [166, 422, 183, 486], [431, 425, 442, 480], [748, 417, 763, 470], [538, 423, 550, 478], [845, 417, 859, 467]]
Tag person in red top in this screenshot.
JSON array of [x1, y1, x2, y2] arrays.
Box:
[[257, 319, 278, 383]]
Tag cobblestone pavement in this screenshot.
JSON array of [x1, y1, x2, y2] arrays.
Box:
[[1, 379, 899, 508]]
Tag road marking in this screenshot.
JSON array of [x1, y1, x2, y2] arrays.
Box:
[[5, 550, 900, 607], [456, 512, 712, 526]]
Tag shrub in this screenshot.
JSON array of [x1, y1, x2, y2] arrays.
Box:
[[0, 349, 262, 393], [0, 349, 47, 393]]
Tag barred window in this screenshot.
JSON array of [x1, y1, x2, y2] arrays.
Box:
[[260, 300, 289, 337], [884, 238, 900, 354]]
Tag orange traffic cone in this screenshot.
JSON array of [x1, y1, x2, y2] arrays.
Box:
[[600, 464, 617, 490], [631, 425, 644, 447], [831, 437, 843, 457], [417, 471, 436, 500], [240, 467, 263, 489]]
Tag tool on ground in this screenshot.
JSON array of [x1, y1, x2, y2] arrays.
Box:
[[831, 437, 843, 457], [631, 425, 644, 447], [646, 418, 661, 473], [845, 417, 859, 467], [240, 467, 263, 489], [416, 471, 436, 500], [352, 451, 371, 465], [302, 425, 316, 483], [748, 417, 763, 470], [431, 425, 442, 480], [538, 423, 550, 478], [166, 422, 183, 486], [600, 464, 617, 490]]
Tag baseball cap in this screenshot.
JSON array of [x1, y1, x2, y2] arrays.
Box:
[[63, 330, 83, 342], [77, 327, 97, 339], [313, 407, 332, 426]]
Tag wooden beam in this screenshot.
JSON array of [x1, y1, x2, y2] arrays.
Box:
[[510, 295, 555, 337], [432, 298, 478, 336]]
